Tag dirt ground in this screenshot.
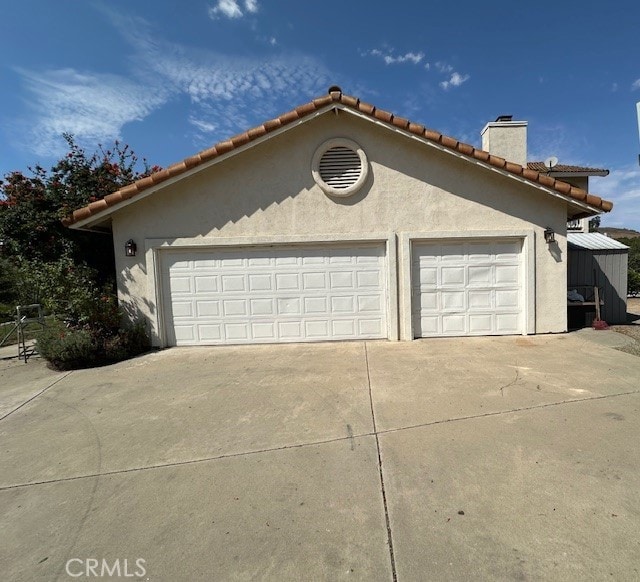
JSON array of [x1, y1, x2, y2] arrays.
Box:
[[609, 297, 640, 356], [627, 297, 640, 317]]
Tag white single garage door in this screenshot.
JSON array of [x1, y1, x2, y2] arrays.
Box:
[[412, 239, 523, 337], [162, 244, 387, 345]]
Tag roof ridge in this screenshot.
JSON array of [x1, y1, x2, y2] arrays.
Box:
[[63, 88, 613, 226]]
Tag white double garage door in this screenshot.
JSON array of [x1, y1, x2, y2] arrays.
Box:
[[161, 239, 523, 346]]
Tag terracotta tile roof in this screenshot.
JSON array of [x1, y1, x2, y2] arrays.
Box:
[[527, 162, 609, 175], [63, 87, 613, 226]]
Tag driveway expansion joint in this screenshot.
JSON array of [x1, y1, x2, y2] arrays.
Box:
[[364, 342, 398, 582], [377, 388, 640, 437], [0, 432, 378, 491], [0, 370, 73, 422], [3, 388, 638, 492]]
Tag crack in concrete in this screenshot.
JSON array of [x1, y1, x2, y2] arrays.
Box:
[[1, 387, 639, 493], [499, 366, 521, 397]]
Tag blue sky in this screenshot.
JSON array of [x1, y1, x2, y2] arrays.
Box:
[[1, 1, 639, 229]]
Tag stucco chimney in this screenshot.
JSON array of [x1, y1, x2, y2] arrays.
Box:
[[481, 115, 528, 167]]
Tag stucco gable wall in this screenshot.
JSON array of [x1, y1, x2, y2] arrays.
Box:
[[112, 112, 568, 336]]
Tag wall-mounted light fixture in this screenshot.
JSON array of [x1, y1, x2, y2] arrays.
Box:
[[543, 227, 555, 244], [125, 239, 137, 257], [0, 240, 4, 255]]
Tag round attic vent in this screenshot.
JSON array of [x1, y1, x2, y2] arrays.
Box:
[[312, 138, 368, 197]]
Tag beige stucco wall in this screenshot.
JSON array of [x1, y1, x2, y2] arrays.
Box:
[[111, 111, 568, 344], [481, 121, 528, 166]]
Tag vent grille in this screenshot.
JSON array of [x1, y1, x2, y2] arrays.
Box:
[[319, 146, 362, 190]]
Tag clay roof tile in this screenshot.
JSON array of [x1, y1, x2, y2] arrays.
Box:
[[63, 86, 614, 226]]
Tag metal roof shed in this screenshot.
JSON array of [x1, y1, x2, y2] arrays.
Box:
[[567, 233, 629, 325]]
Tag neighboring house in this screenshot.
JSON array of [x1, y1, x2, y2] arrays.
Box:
[[64, 86, 613, 347], [526, 159, 628, 325]]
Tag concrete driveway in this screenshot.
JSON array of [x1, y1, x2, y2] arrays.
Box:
[[1, 332, 639, 581]]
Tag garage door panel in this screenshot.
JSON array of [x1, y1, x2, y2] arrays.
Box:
[[174, 326, 196, 342], [419, 291, 438, 311], [417, 267, 437, 286], [332, 320, 355, 336], [221, 275, 244, 292], [277, 297, 301, 315], [249, 274, 272, 291], [170, 277, 192, 293], [305, 320, 328, 337], [278, 321, 302, 339], [496, 313, 520, 333], [304, 297, 327, 314], [196, 301, 219, 317], [357, 270, 381, 287], [331, 296, 354, 313], [469, 314, 493, 334], [440, 244, 465, 260], [495, 265, 518, 284], [303, 272, 326, 290], [496, 289, 519, 308], [467, 243, 492, 261], [250, 298, 274, 316], [172, 302, 193, 317], [358, 319, 384, 335], [413, 239, 523, 338], [468, 290, 492, 309], [195, 276, 218, 292], [495, 241, 520, 259], [200, 325, 222, 341], [442, 314, 465, 334], [251, 322, 274, 339], [330, 272, 354, 289], [468, 265, 491, 285], [442, 291, 465, 310], [441, 266, 465, 285], [163, 244, 387, 345], [358, 295, 382, 312]]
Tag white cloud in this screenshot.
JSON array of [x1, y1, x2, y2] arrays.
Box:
[[439, 72, 470, 90], [208, 0, 259, 19], [593, 164, 640, 230], [435, 62, 453, 73], [188, 117, 217, 133], [363, 48, 427, 67], [13, 10, 331, 156], [209, 0, 242, 19], [632, 79, 640, 91], [384, 52, 425, 65], [14, 67, 168, 156], [244, 0, 259, 13]]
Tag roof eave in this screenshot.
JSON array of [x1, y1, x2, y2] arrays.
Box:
[[549, 170, 610, 178], [337, 107, 607, 218], [68, 103, 340, 230], [67, 98, 612, 229]]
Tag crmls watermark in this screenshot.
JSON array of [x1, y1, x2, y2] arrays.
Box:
[[65, 558, 146, 578]]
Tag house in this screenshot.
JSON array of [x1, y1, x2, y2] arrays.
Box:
[[64, 86, 613, 347], [525, 159, 628, 326]]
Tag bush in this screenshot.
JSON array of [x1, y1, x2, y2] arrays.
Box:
[[36, 319, 150, 370], [37, 321, 96, 370], [103, 324, 149, 362], [629, 269, 640, 297]]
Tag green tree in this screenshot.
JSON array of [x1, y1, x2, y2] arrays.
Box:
[[0, 135, 159, 278], [0, 135, 159, 321], [619, 237, 640, 296]]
